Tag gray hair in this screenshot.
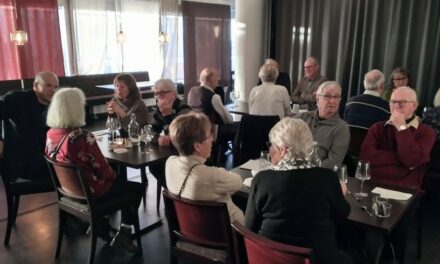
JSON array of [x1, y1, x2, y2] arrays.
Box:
[[47, 88, 86, 128], [34, 71, 58, 87], [392, 86, 418, 102], [154, 79, 177, 94], [317, 81, 342, 95], [433, 88, 440, 107], [269, 117, 313, 159], [363, 69, 385, 91], [258, 63, 279, 83]]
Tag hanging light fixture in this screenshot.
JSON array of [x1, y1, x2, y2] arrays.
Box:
[[158, 0, 168, 45], [115, 0, 126, 44], [117, 27, 126, 43], [10, 0, 28, 46]]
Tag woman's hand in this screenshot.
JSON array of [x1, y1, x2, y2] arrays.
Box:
[[340, 182, 348, 195], [106, 101, 126, 117], [158, 135, 171, 146]]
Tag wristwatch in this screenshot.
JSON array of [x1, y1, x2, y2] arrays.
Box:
[[398, 125, 407, 131]]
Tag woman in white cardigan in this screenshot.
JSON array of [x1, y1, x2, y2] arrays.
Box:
[[165, 112, 244, 224]]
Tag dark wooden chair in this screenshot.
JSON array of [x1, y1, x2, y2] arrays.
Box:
[[45, 155, 142, 264], [162, 189, 236, 264], [0, 119, 54, 245], [233, 115, 280, 167], [231, 221, 312, 264]]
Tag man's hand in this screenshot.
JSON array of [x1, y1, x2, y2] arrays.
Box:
[[157, 98, 173, 116], [389, 112, 406, 129], [158, 135, 171, 147]]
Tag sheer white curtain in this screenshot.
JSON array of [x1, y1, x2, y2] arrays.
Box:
[[59, 0, 182, 82]]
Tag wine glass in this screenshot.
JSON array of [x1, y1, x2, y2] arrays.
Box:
[[141, 125, 154, 154], [106, 116, 120, 144], [231, 90, 240, 106], [354, 160, 371, 199], [333, 164, 348, 184]]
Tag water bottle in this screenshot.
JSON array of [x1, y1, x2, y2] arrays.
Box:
[[308, 141, 321, 167], [128, 113, 140, 146]]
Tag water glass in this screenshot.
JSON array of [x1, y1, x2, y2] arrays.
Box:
[[372, 196, 392, 218], [333, 164, 348, 184], [259, 151, 270, 170], [291, 104, 300, 115]]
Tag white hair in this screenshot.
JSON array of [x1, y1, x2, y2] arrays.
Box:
[[363, 69, 385, 91], [258, 64, 279, 83], [269, 117, 313, 159], [47, 88, 86, 128], [154, 78, 177, 94], [317, 81, 342, 95]]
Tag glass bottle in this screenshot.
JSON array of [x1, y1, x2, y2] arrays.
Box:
[[128, 113, 140, 146], [308, 141, 321, 167]]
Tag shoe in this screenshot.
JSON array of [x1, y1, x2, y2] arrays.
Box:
[[110, 226, 139, 254], [94, 219, 116, 242]]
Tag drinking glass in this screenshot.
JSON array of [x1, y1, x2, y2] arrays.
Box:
[[354, 160, 371, 199], [106, 116, 120, 144], [259, 151, 270, 170], [333, 164, 348, 184], [141, 125, 154, 154], [291, 104, 300, 115], [232, 90, 240, 106]]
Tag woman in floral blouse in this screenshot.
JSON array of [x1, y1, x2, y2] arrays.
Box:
[[45, 88, 143, 254]]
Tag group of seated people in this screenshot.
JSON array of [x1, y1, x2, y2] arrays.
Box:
[[1, 59, 438, 263]]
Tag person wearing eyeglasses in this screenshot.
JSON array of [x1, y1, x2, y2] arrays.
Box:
[[291, 57, 327, 110], [344, 69, 390, 129], [382, 67, 413, 101], [360, 86, 435, 264], [106, 73, 149, 137], [149, 79, 191, 189], [298, 81, 349, 169], [361, 86, 435, 190]]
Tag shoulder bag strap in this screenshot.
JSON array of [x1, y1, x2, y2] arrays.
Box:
[[50, 132, 70, 159], [178, 163, 200, 197]]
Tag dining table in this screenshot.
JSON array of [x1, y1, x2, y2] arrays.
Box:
[[93, 130, 178, 235], [231, 166, 420, 264]]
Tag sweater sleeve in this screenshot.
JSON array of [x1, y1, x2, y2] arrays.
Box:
[[360, 123, 402, 166], [291, 79, 306, 104], [395, 125, 435, 168], [321, 121, 350, 169], [245, 174, 264, 232], [211, 94, 233, 124], [212, 167, 243, 195]]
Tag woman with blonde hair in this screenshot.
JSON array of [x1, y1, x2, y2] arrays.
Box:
[[245, 117, 352, 264]]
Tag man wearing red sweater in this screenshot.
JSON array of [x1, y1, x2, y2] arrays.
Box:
[[360, 86, 435, 190]]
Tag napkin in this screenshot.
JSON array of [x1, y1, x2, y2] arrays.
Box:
[[371, 187, 412, 200], [243, 178, 253, 188], [239, 159, 261, 170]]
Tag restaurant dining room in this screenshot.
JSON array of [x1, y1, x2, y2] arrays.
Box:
[[1, 0, 440, 263]]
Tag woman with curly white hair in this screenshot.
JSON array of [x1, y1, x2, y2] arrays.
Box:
[[245, 117, 352, 264]]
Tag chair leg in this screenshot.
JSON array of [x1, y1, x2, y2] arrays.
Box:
[[12, 194, 20, 223], [133, 215, 143, 251], [55, 210, 65, 258], [88, 219, 98, 264], [140, 168, 148, 208], [4, 191, 14, 245], [156, 182, 161, 213]]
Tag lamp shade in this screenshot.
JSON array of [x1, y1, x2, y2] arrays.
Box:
[[158, 32, 168, 44], [117, 31, 126, 43], [10, 30, 28, 45]]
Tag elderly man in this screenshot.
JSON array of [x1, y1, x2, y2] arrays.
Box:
[[360, 86, 435, 189], [249, 63, 291, 119], [344, 69, 390, 129], [188, 68, 237, 162], [298, 81, 349, 169], [0, 71, 58, 188], [149, 79, 191, 187], [257, 58, 291, 95], [291, 57, 327, 110]]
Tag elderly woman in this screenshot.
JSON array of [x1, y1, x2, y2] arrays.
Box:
[[46, 88, 143, 254], [166, 112, 244, 224], [245, 117, 352, 264], [383, 67, 413, 101], [249, 63, 291, 119], [107, 73, 149, 136]]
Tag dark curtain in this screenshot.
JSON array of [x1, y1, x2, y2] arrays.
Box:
[[270, 0, 440, 108], [182, 1, 231, 96]]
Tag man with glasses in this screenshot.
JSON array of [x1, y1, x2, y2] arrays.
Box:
[[344, 69, 390, 129], [298, 81, 349, 169], [149, 79, 191, 188], [360, 86, 435, 189], [360, 86, 435, 264], [291, 57, 327, 110]]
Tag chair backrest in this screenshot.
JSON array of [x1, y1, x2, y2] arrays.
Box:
[[231, 222, 312, 264], [44, 155, 90, 201], [233, 114, 280, 167], [162, 189, 235, 260], [348, 126, 368, 158]]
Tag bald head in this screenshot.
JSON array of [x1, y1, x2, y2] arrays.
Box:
[[363, 69, 385, 92], [199, 68, 219, 90], [33, 71, 59, 105]]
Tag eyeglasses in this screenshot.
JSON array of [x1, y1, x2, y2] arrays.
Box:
[[154, 90, 171, 98], [393, 76, 408, 81], [304, 64, 317, 69], [390, 100, 415, 107], [318, 94, 341, 101]]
